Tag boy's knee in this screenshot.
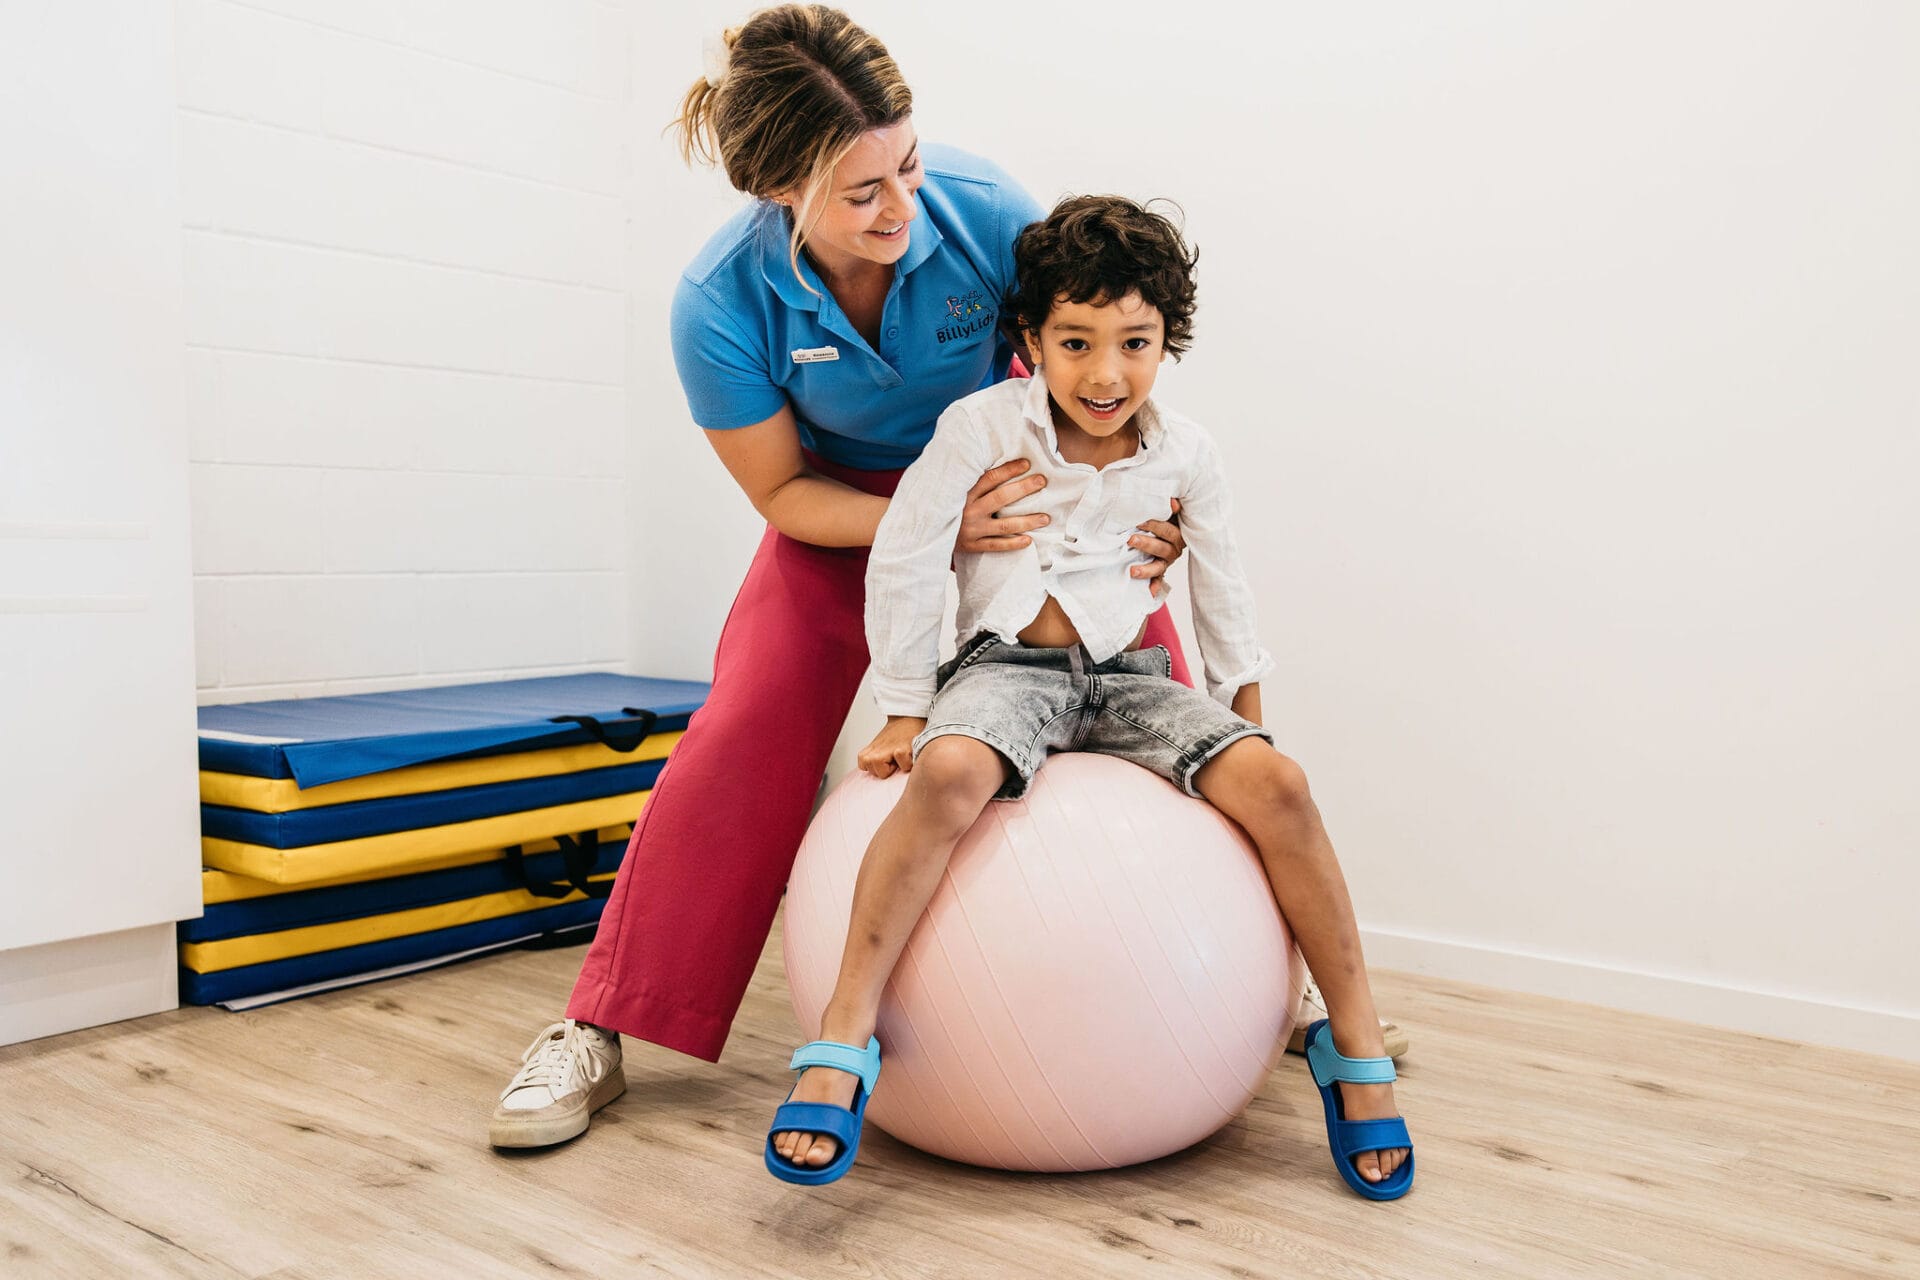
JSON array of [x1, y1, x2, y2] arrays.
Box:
[[1208, 740, 1311, 813], [1257, 751, 1313, 812], [908, 736, 1005, 825]]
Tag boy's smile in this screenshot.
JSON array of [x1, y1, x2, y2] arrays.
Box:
[[1026, 291, 1167, 446]]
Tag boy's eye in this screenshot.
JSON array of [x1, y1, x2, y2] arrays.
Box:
[[1060, 339, 1088, 352], [1123, 337, 1153, 351]]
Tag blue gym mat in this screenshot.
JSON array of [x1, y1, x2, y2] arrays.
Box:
[[197, 758, 663, 847], [198, 672, 709, 788], [181, 836, 627, 943], [178, 896, 608, 1006]]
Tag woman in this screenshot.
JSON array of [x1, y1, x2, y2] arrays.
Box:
[[488, 4, 1191, 1149]]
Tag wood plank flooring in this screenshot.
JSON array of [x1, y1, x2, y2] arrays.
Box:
[[2, 912, 1916, 1279]]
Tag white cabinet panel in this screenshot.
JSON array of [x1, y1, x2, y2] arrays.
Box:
[[1, 4, 201, 1023]]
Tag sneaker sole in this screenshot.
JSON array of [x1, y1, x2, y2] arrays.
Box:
[[489, 1065, 628, 1149], [1287, 1021, 1409, 1060]]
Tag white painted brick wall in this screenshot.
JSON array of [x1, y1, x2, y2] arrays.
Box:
[[181, 0, 630, 700], [178, 114, 624, 287]]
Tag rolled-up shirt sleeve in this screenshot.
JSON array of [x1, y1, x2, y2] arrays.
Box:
[[1178, 431, 1275, 707], [865, 401, 995, 716]]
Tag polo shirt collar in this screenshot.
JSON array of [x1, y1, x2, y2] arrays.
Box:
[[1022, 368, 1166, 463], [756, 192, 943, 311], [756, 203, 824, 312], [895, 196, 943, 276]]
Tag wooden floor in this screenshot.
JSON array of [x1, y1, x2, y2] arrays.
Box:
[[2, 914, 1916, 1279]]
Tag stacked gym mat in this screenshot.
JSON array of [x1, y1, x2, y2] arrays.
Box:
[[183, 672, 709, 1007]]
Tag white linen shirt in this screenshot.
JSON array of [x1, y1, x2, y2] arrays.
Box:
[[866, 370, 1274, 717]]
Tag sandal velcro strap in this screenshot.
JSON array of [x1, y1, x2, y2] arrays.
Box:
[[768, 1101, 861, 1148], [1305, 1031, 1398, 1088], [788, 1037, 882, 1094], [1335, 1115, 1413, 1156]]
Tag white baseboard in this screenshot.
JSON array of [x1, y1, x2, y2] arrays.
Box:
[[1361, 926, 1920, 1063], [0, 924, 179, 1047]]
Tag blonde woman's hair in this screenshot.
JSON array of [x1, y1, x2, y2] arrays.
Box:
[[671, 5, 913, 286]]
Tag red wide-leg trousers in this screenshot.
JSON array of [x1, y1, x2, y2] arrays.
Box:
[[567, 456, 1194, 1061]]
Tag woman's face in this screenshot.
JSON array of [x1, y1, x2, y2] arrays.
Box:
[[789, 120, 923, 279]]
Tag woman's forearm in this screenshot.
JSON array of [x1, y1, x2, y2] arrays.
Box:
[[760, 471, 890, 548]]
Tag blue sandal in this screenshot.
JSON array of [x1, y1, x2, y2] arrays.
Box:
[[764, 1036, 882, 1186], [1302, 1018, 1415, 1201]]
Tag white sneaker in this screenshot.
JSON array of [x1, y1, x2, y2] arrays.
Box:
[[1286, 978, 1410, 1059], [489, 1018, 626, 1149]]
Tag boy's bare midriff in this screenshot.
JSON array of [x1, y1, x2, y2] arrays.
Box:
[[1015, 595, 1150, 651]]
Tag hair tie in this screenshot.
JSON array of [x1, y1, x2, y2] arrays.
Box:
[[702, 35, 731, 90]]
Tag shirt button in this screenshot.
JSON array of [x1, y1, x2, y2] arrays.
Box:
[[885, 327, 899, 338]]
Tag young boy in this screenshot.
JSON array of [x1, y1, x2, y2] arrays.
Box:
[[765, 196, 1414, 1199]]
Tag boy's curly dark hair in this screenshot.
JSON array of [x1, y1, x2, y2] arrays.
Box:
[[1004, 195, 1198, 359]]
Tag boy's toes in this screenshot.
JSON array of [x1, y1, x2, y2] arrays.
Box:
[[1362, 1147, 1409, 1180], [773, 1131, 841, 1168]]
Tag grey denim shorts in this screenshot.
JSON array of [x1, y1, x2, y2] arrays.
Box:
[[912, 633, 1274, 800]]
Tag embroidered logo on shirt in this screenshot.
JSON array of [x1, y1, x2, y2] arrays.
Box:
[[937, 290, 993, 345]]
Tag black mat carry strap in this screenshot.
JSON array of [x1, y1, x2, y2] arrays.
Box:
[[548, 707, 659, 753], [504, 829, 612, 900]]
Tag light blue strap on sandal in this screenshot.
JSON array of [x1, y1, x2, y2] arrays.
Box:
[[1306, 1027, 1400, 1087], [1302, 1018, 1415, 1201], [765, 1035, 882, 1187], [788, 1038, 882, 1094]]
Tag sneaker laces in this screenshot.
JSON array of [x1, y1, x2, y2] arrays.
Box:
[[501, 1019, 603, 1103]]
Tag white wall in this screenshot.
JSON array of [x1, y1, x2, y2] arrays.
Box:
[[180, 0, 632, 703], [629, 2, 1919, 1057]]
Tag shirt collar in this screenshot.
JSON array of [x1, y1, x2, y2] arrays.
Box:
[[1021, 367, 1166, 462], [756, 192, 944, 312]]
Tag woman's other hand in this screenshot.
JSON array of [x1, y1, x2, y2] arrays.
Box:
[[1130, 498, 1185, 600], [857, 716, 927, 778], [955, 459, 1049, 554]]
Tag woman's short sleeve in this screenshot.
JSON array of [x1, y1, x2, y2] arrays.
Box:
[[670, 273, 786, 430]]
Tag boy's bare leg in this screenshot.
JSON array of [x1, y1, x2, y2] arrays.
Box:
[[1192, 739, 1410, 1185], [773, 735, 1008, 1169]]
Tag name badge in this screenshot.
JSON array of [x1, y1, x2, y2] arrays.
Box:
[[791, 346, 840, 364]]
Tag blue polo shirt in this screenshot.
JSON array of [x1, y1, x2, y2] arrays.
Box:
[[669, 143, 1044, 470]]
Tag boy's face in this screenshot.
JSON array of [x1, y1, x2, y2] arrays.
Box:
[[1025, 291, 1167, 440]]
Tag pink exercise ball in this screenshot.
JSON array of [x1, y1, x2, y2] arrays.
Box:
[[783, 752, 1303, 1172]]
